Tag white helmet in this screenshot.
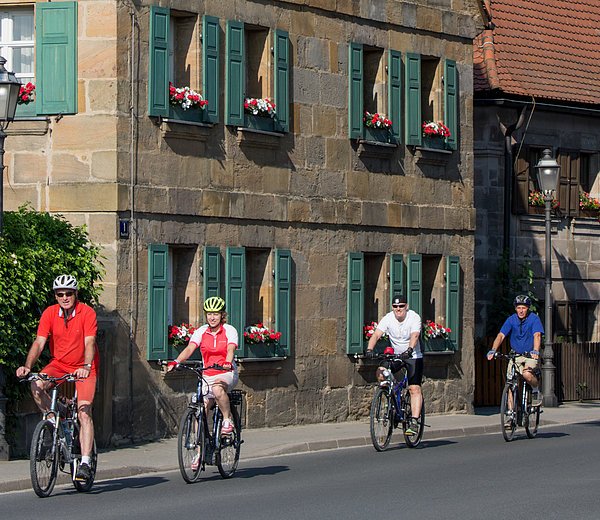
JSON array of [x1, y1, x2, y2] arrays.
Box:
[[53, 274, 78, 291]]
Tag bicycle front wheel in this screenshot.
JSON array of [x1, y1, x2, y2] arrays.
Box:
[[216, 406, 241, 479], [402, 391, 425, 448], [500, 384, 517, 442], [369, 387, 393, 451], [178, 408, 204, 483], [30, 420, 59, 498], [525, 387, 540, 439]]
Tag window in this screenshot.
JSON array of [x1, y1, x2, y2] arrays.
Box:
[[405, 54, 457, 150], [555, 301, 598, 342], [148, 244, 292, 361], [225, 21, 290, 133], [346, 253, 461, 354], [2, 2, 77, 118], [348, 43, 401, 142], [514, 147, 600, 217], [149, 7, 219, 123]]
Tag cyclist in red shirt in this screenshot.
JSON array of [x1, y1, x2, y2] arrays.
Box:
[[16, 275, 98, 482], [167, 297, 238, 443]]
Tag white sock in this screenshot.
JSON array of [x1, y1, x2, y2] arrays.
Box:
[[81, 455, 91, 465]]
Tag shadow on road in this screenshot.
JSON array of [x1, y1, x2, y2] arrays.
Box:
[[85, 475, 169, 493]]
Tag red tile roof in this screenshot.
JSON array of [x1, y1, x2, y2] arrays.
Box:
[[474, 0, 600, 105]]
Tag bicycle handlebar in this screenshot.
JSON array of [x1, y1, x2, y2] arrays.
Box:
[[355, 348, 414, 362], [19, 372, 80, 384], [491, 350, 537, 361], [158, 359, 232, 372]]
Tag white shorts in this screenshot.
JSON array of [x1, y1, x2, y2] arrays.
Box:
[[202, 366, 239, 399]]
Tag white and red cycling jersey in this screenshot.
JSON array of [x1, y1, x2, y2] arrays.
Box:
[[188, 323, 238, 376]]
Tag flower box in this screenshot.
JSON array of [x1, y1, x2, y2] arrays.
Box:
[[244, 341, 285, 359], [169, 105, 205, 123], [244, 113, 276, 132], [422, 136, 446, 150], [364, 127, 393, 144], [579, 208, 599, 218], [422, 337, 454, 352]]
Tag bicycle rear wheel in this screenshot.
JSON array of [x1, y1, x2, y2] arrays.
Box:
[[72, 439, 97, 492], [402, 390, 425, 448], [525, 386, 540, 439], [500, 384, 517, 442], [216, 406, 241, 479], [369, 387, 393, 451], [30, 420, 59, 498], [178, 408, 204, 483]]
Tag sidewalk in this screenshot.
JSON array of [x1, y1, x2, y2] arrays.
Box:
[[1, 401, 598, 493]]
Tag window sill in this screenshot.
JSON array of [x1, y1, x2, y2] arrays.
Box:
[[158, 117, 213, 141], [238, 357, 286, 377], [423, 350, 456, 356], [236, 126, 284, 149], [413, 145, 452, 166], [6, 117, 50, 136], [357, 139, 397, 158]]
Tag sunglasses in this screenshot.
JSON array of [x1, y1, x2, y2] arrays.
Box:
[[392, 304, 407, 309], [55, 291, 75, 298]]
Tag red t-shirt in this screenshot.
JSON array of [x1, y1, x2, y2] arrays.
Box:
[[37, 302, 99, 370], [189, 323, 238, 376]]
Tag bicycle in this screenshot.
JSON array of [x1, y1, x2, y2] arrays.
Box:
[[368, 352, 425, 451], [160, 360, 243, 483], [493, 351, 542, 442], [21, 373, 98, 497]]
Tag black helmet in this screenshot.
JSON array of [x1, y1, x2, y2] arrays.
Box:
[[513, 294, 531, 307]]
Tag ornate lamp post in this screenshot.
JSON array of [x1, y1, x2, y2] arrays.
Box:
[[534, 149, 560, 407], [0, 56, 21, 235]]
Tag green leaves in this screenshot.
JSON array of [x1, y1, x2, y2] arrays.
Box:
[[0, 206, 104, 404]]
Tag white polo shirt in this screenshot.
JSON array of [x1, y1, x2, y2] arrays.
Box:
[[376, 310, 423, 359]]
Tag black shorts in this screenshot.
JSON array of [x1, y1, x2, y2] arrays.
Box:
[[385, 358, 424, 386]]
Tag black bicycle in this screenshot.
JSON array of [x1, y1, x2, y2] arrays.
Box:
[[22, 373, 97, 497], [161, 360, 243, 483], [494, 351, 542, 441], [369, 352, 425, 451]]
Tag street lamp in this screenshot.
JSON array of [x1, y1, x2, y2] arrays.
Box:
[[534, 148, 560, 407], [0, 56, 21, 235]]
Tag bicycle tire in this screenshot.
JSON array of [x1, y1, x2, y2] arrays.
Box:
[[178, 408, 204, 483], [402, 390, 425, 448], [500, 384, 517, 442], [30, 420, 59, 498], [524, 386, 540, 439], [216, 405, 241, 478], [369, 387, 393, 451], [72, 439, 97, 492]]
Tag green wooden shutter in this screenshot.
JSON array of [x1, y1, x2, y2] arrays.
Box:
[[148, 6, 170, 117], [346, 252, 365, 354], [202, 16, 220, 123], [388, 50, 402, 143], [274, 29, 290, 133], [389, 254, 404, 306], [275, 249, 292, 356], [147, 244, 169, 360], [36, 2, 77, 115], [446, 256, 461, 350], [225, 20, 244, 126], [405, 53, 421, 146], [203, 246, 221, 300], [348, 42, 364, 140], [406, 253, 422, 317], [226, 247, 246, 356], [444, 59, 458, 150]]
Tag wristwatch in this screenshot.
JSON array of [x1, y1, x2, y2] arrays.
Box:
[[82, 363, 92, 369]]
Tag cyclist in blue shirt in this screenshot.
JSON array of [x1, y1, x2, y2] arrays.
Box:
[[487, 295, 544, 405]]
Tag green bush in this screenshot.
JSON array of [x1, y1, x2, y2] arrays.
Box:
[[0, 206, 104, 402]]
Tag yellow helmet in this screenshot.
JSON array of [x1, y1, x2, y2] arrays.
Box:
[[203, 296, 226, 312]]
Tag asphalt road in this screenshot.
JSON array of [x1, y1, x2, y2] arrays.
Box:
[[3, 422, 599, 520]]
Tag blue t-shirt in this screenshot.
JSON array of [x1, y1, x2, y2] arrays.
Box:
[[499, 312, 544, 354]]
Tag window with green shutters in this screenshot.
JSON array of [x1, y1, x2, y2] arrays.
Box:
[[148, 7, 220, 123], [12, 2, 78, 118], [348, 43, 402, 143], [225, 22, 290, 133], [405, 54, 458, 150]]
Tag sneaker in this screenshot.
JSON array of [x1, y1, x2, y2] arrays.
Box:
[[405, 418, 419, 436], [75, 462, 91, 482], [191, 453, 200, 471], [532, 390, 543, 407], [221, 419, 234, 435]]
